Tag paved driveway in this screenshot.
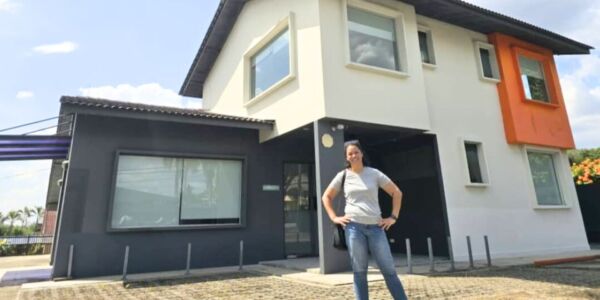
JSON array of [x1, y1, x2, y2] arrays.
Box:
[[12, 262, 600, 300]]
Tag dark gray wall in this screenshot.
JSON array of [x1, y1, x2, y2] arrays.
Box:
[[53, 113, 313, 278]]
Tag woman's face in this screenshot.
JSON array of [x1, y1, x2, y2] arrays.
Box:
[[346, 145, 363, 166]]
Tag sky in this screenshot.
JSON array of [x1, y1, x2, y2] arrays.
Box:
[[1, 0, 599, 217]]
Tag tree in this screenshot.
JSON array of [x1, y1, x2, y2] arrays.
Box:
[[568, 147, 600, 164], [21, 207, 33, 227], [7, 211, 20, 230], [34, 206, 44, 228], [0, 212, 7, 225]]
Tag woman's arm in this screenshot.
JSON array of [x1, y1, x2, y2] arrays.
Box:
[[322, 186, 351, 226], [379, 181, 403, 230]]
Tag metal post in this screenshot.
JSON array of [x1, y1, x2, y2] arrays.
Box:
[[447, 236, 455, 271], [239, 240, 244, 271], [405, 238, 412, 274], [186, 243, 192, 275], [26, 235, 31, 254], [122, 246, 130, 281], [484, 235, 492, 267], [67, 245, 74, 279], [467, 236, 474, 269], [427, 237, 434, 272]]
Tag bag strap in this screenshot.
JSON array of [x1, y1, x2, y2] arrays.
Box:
[[336, 169, 347, 217]]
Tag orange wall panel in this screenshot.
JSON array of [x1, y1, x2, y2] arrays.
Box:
[[489, 33, 575, 149]]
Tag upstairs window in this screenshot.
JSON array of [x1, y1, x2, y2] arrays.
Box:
[[475, 42, 500, 81], [418, 27, 435, 65], [347, 6, 400, 71], [251, 28, 290, 99], [518, 55, 550, 103]]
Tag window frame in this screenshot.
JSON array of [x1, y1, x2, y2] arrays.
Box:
[[474, 41, 500, 83], [513, 47, 559, 107], [107, 150, 247, 232], [243, 13, 297, 107], [459, 138, 490, 187], [417, 25, 436, 68], [522, 146, 571, 209], [341, 0, 409, 78]]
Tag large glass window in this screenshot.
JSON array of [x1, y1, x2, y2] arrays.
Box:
[[519, 55, 550, 103], [111, 154, 243, 229], [347, 6, 400, 71], [251, 28, 290, 98], [527, 151, 563, 206]]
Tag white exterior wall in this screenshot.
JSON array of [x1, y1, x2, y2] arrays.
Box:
[[418, 15, 589, 260], [318, 0, 431, 130], [203, 0, 327, 141]]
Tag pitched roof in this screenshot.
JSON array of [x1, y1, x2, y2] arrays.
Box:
[[60, 96, 274, 126], [180, 0, 593, 98]]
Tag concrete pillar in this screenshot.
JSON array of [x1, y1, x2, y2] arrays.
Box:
[[314, 119, 351, 274]]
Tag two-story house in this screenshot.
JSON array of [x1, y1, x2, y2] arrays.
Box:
[[49, 0, 593, 278]]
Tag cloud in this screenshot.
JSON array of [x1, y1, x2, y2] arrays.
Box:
[[0, 0, 18, 13], [33, 41, 78, 54], [16, 90, 34, 99], [78, 83, 199, 108]]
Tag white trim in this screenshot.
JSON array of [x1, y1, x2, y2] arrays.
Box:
[[459, 137, 491, 187], [243, 12, 297, 107], [417, 24, 436, 66], [474, 41, 500, 82], [341, 0, 409, 78], [522, 145, 572, 209]]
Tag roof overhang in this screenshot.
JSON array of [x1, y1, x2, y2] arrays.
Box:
[[179, 0, 593, 99], [60, 96, 274, 131]]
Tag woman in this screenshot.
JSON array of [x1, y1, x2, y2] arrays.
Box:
[[322, 140, 408, 300]]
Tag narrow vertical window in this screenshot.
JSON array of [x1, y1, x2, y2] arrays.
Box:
[[475, 42, 500, 81], [518, 55, 550, 103], [347, 6, 400, 71], [418, 29, 435, 65], [465, 143, 483, 183]]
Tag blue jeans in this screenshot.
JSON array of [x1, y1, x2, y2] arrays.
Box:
[[345, 222, 408, 300]]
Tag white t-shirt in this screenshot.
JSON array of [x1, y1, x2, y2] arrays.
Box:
[[327, 167, 392, 224]]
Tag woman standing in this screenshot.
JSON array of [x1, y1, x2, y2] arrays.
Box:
[[322, 140, 408, 300]]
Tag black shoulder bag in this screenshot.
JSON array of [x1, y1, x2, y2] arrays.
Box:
[[332, 170, 348, 250]]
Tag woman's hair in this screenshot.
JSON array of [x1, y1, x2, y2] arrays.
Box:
[[344, 140, 368, 168]]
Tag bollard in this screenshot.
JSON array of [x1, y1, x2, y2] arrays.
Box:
[[427, 237, 435, 272], [466, 236, 474, 269], [239, 240, 244, 271], [484, 236, 492, 267], [67, 245, 74, 279], [122, 246, 130, 281], [447, 236, 455, 271], [405, 238, 412, 274], [186, 243, 192, 275]]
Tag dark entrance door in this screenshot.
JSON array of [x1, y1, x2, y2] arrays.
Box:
[[283, 163, 318, 257]]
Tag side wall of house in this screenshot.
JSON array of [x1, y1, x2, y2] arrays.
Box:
[[418, 16, 589, 260], [203, 0, 326, 141], [52, 113, 313, 278]]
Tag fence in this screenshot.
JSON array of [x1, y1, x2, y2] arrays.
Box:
[[1, 235, 53, 246], [576, 183, 600, 243]]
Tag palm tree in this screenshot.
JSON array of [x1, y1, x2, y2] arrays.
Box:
[[7, 211, 20, 230], [34, 206, 44, 228], [21, 207, 33, 227], [0, 212, 7, 225]]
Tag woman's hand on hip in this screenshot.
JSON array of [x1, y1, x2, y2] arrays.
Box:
[[379, 218, 396, 231], [333, 216, 351, 227]]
